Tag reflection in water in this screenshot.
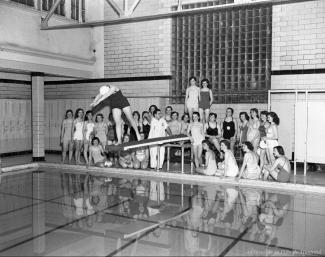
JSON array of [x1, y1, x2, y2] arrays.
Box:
[[0, 171, 323, 256]]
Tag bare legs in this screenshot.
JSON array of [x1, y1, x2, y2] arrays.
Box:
[[192, 144, 202, 168], [83, 142, 89, 164], [74, 140, 83, 164], [123, 106, 141, 141], [112, 106, 141, 145], [199, 108, 210, 124]]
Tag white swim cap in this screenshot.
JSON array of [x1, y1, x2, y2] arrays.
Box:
[[99, 85, 110, 95]]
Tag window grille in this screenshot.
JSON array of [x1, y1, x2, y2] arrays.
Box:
[[42, 0, 65, 16], [10, 0, 34, 7], [172, 1, 272, 104], [71, 0, 79, 21]]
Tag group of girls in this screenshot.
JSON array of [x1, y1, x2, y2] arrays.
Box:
[[186, 107, 290, 182]]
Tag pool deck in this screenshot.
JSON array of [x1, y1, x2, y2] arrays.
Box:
[[1, 153, 325, 193]]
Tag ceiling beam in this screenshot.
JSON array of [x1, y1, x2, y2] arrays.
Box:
[[40, 0, 316, 30], [41, 0, 63, 27]]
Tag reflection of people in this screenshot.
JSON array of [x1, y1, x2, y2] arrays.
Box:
[[262, 146, 291, 182], [90, 85, 141, 144]]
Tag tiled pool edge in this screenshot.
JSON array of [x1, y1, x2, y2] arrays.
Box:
[[35, 163, 325, 195]]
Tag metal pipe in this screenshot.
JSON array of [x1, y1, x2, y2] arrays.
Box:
[[41, 0, 316, 30], [41, 0, 63, 27], [304, 91, 309, 176]]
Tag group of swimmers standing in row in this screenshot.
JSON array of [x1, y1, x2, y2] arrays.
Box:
[[60, 79, 291, 183]]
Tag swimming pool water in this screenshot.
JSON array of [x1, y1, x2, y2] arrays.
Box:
[[0, 168, 324, 256]]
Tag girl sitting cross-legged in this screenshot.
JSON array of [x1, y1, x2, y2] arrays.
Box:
[[88, 137, 112, 168]]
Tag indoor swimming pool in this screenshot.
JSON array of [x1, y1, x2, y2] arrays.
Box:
[[0, 168, 324, 256]]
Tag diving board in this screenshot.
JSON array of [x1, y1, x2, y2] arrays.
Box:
[[105, 134, 190, 152]]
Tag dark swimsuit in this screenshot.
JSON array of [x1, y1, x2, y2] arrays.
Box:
[[206, 122, 219, 137], [102, 90, 130, 110], [259, 124, 267, 138], [142, 123, 150, 139], [223, 118, 235, 140], [130, 125, 141, 142]]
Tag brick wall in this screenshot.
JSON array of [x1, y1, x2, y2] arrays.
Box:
[[272, 0, 325, 71]]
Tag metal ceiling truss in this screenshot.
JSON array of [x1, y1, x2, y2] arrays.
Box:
[[40, 0, 316, 30]]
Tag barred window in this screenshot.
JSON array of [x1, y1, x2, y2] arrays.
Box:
[[172, 1, 272, 104], [42, 0, 65, 16], [81, 0, 86, 22], [71, 0, 79, 21], [10, 0, 34, 7]]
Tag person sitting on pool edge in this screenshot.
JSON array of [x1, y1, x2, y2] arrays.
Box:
[[133, 132, 149, 169], [215, 140, 239, 177], [88, 137, 112, 168], [261, 146, 291, 183], [118, 134, 135, 168]]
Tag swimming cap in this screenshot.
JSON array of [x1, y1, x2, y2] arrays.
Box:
[[99, 85, 110, 95]]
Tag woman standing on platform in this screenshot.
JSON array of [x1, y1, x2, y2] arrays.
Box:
[[90, 85, 141, 145], [199, 79, 213, 124], [247, 108, 260, 152], [60, 109, 74, 164], [263, 112, 280, 165], [73, 108, 85, 165], [83, 110, 95, 165], [187, 112, 205, 168], [222, 108, 237, 153], [94, 113, 108, 149], [185, 76, 200, 120]]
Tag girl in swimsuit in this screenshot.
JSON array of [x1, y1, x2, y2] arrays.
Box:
[[94, 113, 108, 149], [215, 140, 239, 177], [196, 140, 218, 176], [88, 137, 111, 168], [238, 112, 249, 147], [204, 112, 221, 151], [237, 141, 261, 180], [133, 132, 149, 169], [164, 106, 173, 123], [73, 108, 84, 165], [199, 79, 213, 124], [83, 110, 95, 164], [262, 146, 291, 182], [60, 109, 74, 164], [128, 111, 141, 142], [180, 113, 190, 135], [222, 107, 237, 153], [258, 111, 270, 169], [187, 112, 205, 168], [90, 85, 141, 145], [141, 111, 150, 139], [185, 76, 200, 120], [169, 111, 182, 135], [263, 112, 280, 165], [247, 108, 260, 152], [148, 104, 158, 124]]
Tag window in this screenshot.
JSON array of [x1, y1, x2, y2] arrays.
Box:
[[42, 0, 65, 16], [10, 0, 34, 7], [81, 0, 86, 22], [71, 0, 79, 21], [172, 1, 272, 104]]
